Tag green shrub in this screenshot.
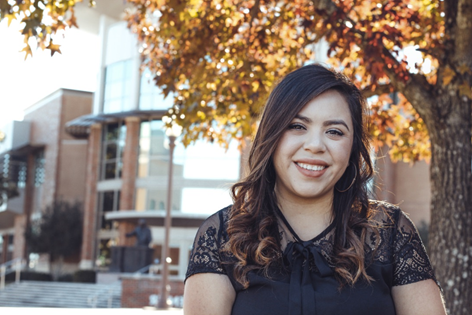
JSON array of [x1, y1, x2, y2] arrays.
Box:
[[73, 270, 96, 283]]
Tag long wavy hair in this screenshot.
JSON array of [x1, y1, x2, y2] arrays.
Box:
[[226, 64, 376, 288]]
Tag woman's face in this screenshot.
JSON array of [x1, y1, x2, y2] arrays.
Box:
[[273, 90, 354, 205]]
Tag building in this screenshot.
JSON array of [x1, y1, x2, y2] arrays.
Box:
[[0, 89, 93, 268], [63, 18, 241, 278]]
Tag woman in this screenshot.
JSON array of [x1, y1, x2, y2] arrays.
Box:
[[183, 64, 446, 315]]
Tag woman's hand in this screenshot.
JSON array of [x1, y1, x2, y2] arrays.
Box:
[[392, 279, 447, 315], [183, 273, 236, 315]]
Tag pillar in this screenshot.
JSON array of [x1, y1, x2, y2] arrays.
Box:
[[80, 123, 102, 269], [118, 117, 140, 246]]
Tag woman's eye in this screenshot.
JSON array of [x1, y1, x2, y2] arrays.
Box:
[[288, 123, 305, 130], [327, 129, 344, 136]]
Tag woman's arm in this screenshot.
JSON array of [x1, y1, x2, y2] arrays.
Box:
[[392, 279, 447, 315], [183, 273, 236, 315]]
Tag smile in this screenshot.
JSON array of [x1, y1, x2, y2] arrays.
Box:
[[296, 162, 327, 171]]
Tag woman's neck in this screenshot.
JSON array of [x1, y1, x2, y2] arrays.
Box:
[[276, 191, 334, 242]]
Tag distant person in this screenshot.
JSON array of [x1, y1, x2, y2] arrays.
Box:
[[126, 219, 152, 247], [183, 64, 446, 314]]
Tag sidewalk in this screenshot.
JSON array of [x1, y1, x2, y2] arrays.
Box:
[[0, 307, 184, 314]]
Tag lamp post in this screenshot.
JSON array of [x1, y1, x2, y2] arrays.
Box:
[[158, 121, 182, 309]]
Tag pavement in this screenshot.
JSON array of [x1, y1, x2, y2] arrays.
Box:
[[0, 307, 184, 314]]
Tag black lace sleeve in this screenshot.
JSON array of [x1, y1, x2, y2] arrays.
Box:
[[393, 210, 437, 286], [185, 210, 227, 281]]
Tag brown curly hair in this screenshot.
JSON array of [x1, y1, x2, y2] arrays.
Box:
[[224, 64, 377, 288]]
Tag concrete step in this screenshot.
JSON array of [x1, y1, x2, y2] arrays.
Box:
[[0, 281, 121, 308]]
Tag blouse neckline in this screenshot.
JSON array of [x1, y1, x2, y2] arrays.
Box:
[[274, 205, 336, 245]]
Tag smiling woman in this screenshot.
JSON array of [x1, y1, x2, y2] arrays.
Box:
[[183, 64, 446, 315]]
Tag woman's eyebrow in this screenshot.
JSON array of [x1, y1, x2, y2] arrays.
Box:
[[294, 115, 350, 131], [294, 114, 312, 123], [323, 119, 350, 131]]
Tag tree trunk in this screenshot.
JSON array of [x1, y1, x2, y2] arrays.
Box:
[[427, 94, 472, 315]]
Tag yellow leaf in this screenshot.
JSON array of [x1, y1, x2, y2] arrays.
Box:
[[459, 82, 472, 99], [5, 14, 16, 26], [252, 81, 260, 92], [442, 65, 455, 86], [458, 64, 472, 75], [20, 44, 33, 60]]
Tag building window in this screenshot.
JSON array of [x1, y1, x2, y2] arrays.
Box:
[[34, 151, 45, 187], [139, 69, 174, 110], [103, 59, 133, 113], [98, 190, 120, 230], [101, 122, 126, 180], [0, 154, 27, 189], [135, 120, 240, 214]]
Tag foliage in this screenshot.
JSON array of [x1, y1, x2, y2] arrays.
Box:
[[0, 0, 443, 162], [121, 0, 443, 163], [0, 0, 95, 59], [24, 200, 83, 262]]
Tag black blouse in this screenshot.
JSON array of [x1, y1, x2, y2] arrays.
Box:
[[185, 201, 437, 315]]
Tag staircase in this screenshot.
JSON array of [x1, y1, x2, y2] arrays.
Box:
[[0, 281, 121, 308]]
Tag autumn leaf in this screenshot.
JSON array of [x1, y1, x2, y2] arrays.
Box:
[[459, 82, 472, 99], [442, 65, 455, 86]]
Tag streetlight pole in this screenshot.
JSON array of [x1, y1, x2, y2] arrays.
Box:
[[158, 121, 181, 309]]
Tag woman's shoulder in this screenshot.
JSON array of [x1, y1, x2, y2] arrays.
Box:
[[368, 200, 403, 227], [195, 205, 232, 239]]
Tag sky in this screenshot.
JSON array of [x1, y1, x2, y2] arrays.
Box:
[[0, 19, 100, 128]]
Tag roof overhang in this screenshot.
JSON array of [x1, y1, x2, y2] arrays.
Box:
[[65, 110, 168, 138], [105, 210, 208, 228]]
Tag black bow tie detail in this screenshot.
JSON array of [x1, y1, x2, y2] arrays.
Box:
[[284, 241, 334, 314]]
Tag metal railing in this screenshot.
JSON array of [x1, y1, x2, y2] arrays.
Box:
[[0, 258, 25, 290]]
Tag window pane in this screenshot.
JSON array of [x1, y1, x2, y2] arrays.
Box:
[[104, 162, 117, 179], [105, 143, 117, 160], [104, 123, 119, 141], [146, 189, 182, 211], [102, 191, 115, 212]]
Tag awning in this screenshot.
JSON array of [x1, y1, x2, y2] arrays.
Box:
[[105, 210, 209, 228], [65, 109, 168, 138]]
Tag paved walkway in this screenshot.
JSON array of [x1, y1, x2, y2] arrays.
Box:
[[0, 307, 183, 314]]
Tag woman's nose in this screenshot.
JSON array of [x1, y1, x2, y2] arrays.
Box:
[[303, 133, 326, 153]]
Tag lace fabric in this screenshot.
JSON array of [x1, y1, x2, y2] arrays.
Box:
[[185, 201, 437, 287]]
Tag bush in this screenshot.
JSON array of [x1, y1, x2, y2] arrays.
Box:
[[5, 271, 52, 282], [73, 270, 96, 283], [57, 273, 74, 282]]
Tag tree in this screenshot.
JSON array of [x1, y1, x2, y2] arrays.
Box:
[[24, 200, 83, 279], [2, 0, 471, 313]]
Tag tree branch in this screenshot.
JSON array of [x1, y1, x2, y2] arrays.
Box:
[[361, 84, 394, 98]]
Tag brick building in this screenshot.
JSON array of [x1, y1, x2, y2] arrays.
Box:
[[0, 89, 92, 268]]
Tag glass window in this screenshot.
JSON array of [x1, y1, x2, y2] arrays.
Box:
[[98, 190, 120, 230], [101, 122, 126, 180], [34, 151, 45, 187], [103, 59, 134, 114], [135, 119, 240, 214], [139, 69, 175, 110]]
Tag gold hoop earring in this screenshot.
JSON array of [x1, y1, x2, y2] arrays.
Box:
[[336, 162, 357, 193]]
